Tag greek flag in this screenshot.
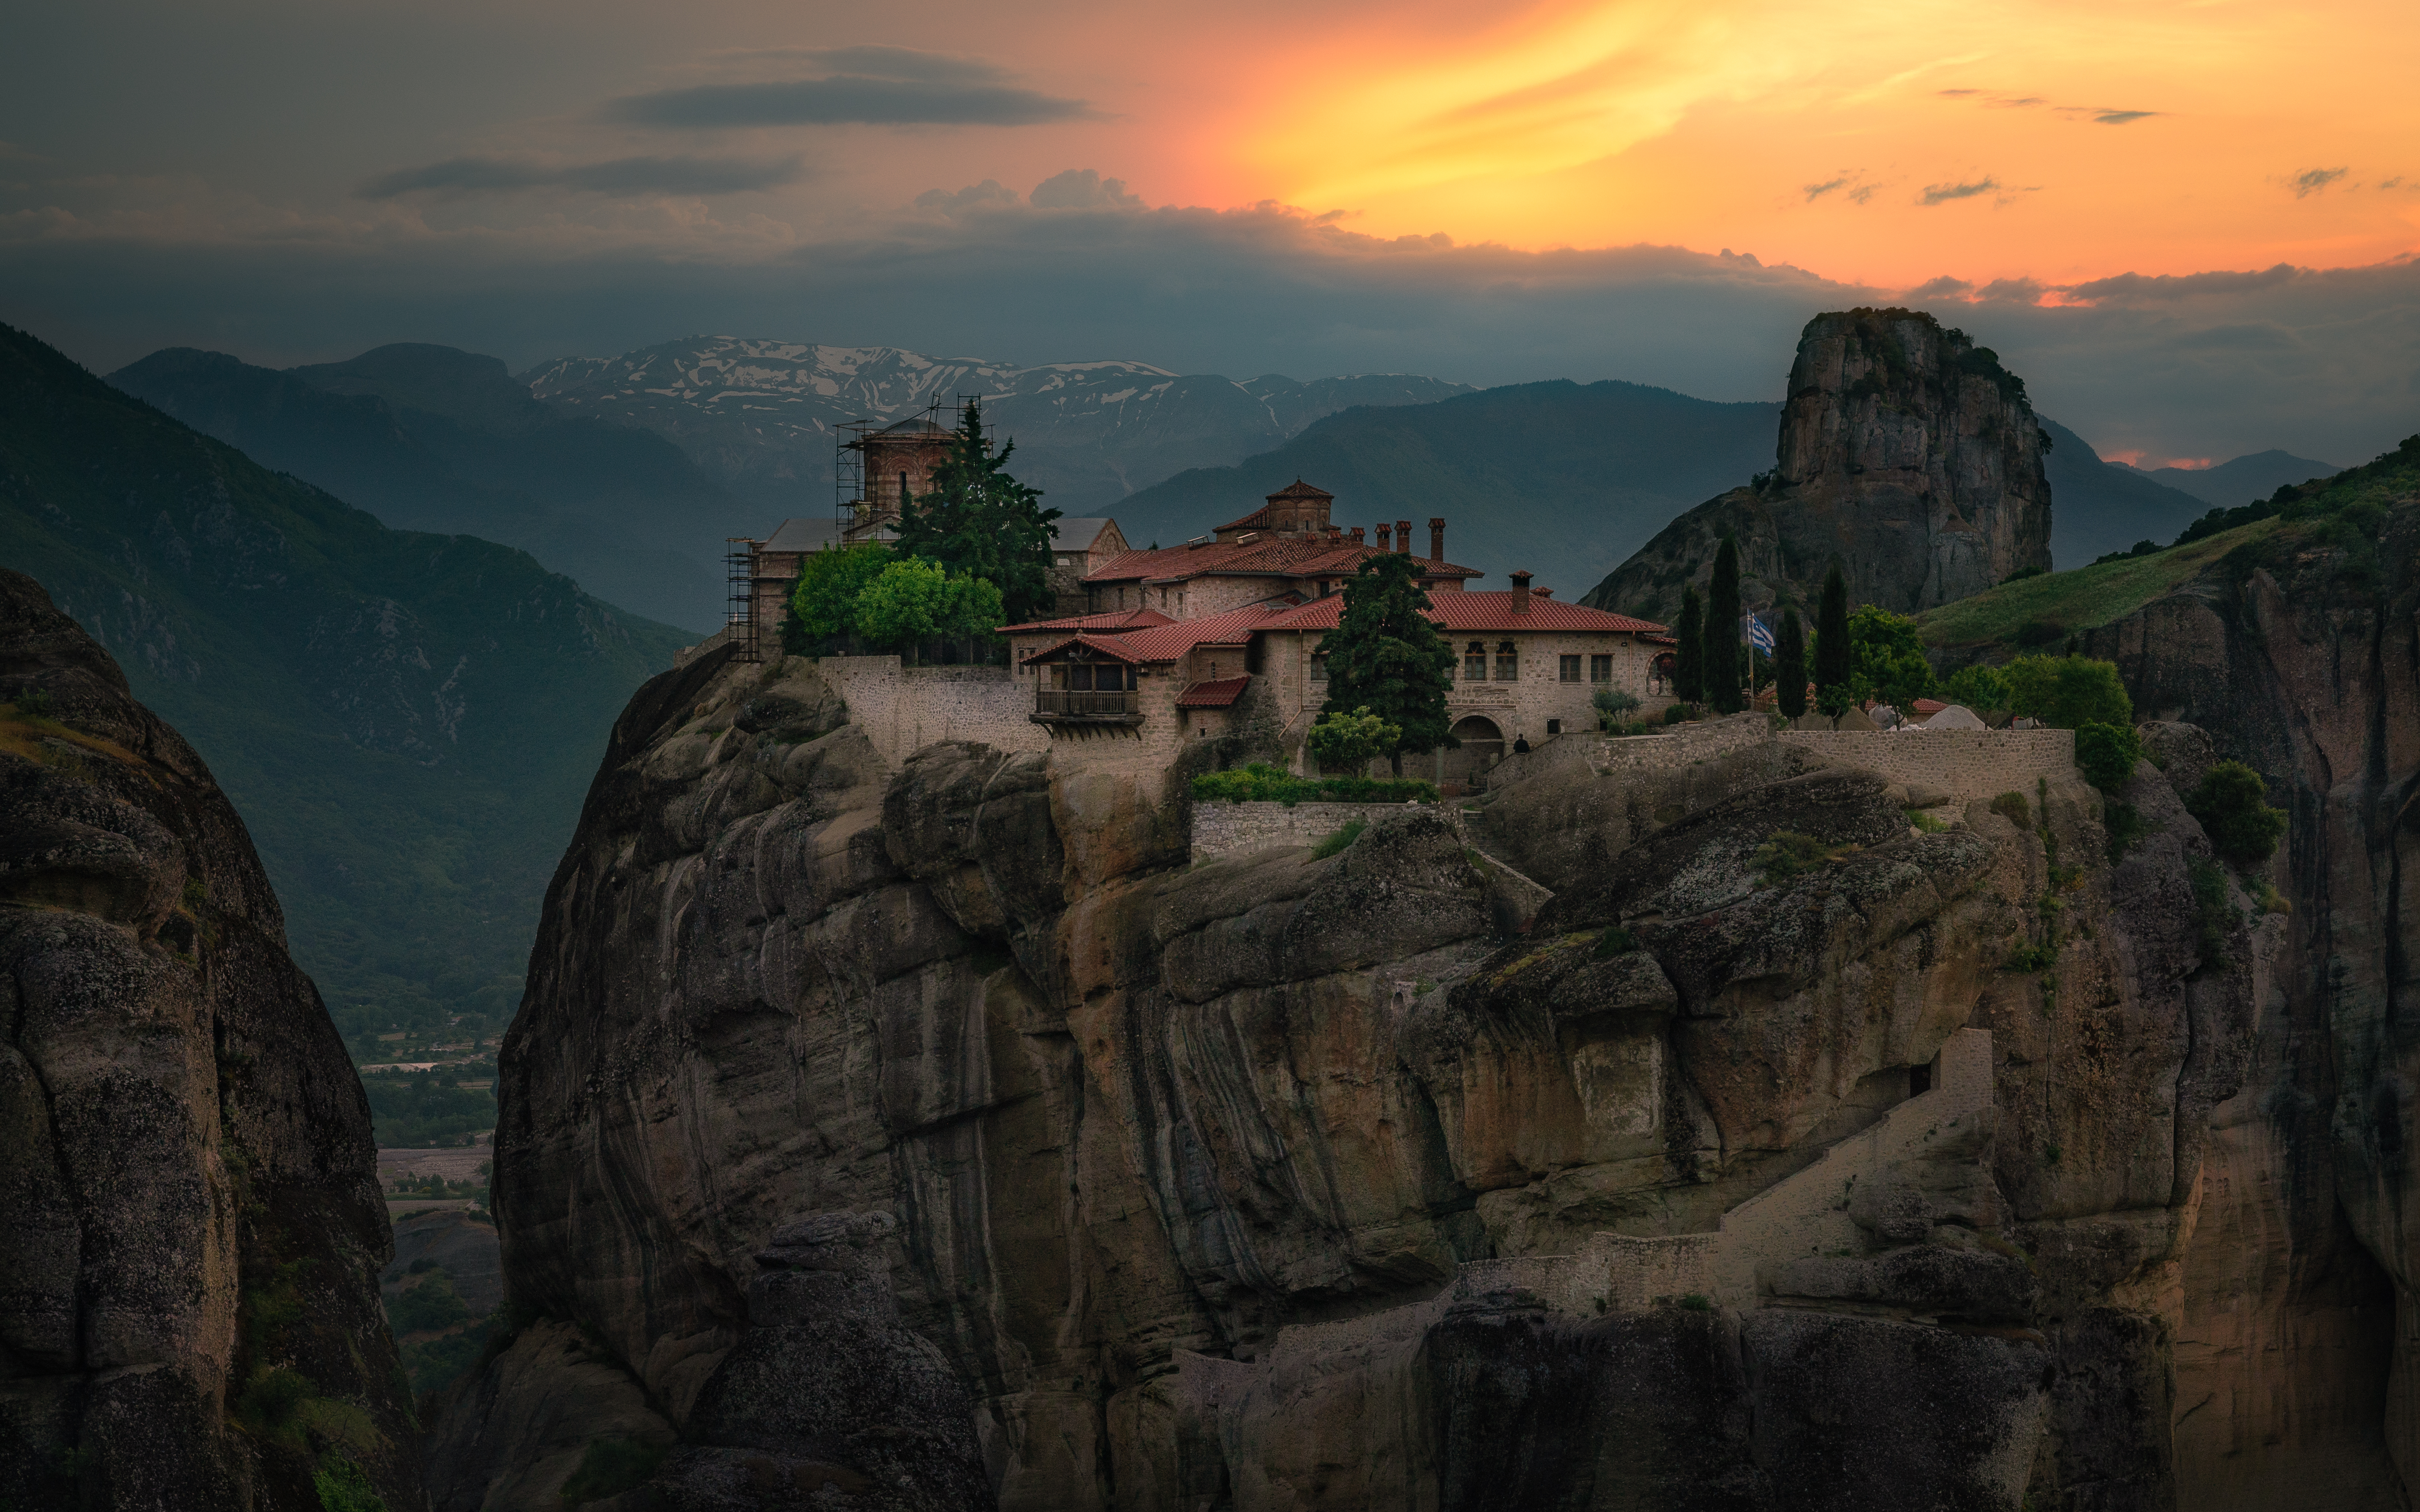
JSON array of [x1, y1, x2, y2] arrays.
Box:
[[1746, 614, 1775, 654]]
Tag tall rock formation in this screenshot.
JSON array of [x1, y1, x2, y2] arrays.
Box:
[[1584, 307, 2054, 621], [430, 628, 2300, 1507], [0, 569, 421, 1510]]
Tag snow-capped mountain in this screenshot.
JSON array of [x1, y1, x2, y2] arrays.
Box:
[[518, 337, 1471, 516]]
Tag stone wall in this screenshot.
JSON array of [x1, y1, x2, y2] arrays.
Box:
[[1192, 799, 1460, 860], [814, 655, 1049, 769], [1777, 727, 2075, 800]]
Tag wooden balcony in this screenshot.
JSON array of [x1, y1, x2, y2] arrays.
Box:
[[1034, 688, 1143, 725]]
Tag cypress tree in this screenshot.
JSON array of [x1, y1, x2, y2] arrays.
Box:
[[1706, 536, 1743, 714], [1673, 586, 1704, 704], [1813, 564, 1853, 716], [1775, 608, 1807, 718], [1320, 552, 1458, 776], [890, 399, 1062, 624]]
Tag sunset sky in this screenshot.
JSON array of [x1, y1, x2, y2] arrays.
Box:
[[4, 0, 2416, 465]]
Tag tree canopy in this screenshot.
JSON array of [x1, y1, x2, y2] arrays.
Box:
[[783, 544, 893, 654], [853, 558, 1004, 654], [890, 400, 1062, 624], [1773, 608, 1807, 718], [1844, 605, 1933, 709], [1673, 586, 1705, 704], [2002, 654, 2132, 730], [1319, 552, 1458, 776]]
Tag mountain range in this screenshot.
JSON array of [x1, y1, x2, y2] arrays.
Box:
[[110, 344, 737, 632], [2122, 448, 2343, 506], [520, 335, 1474, 519], [1, 322, 687, 1049]]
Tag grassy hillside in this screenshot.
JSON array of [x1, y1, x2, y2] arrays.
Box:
[[1919, 430, 2418, 658], [1112, 379, 1781, 590], [0, 322, 687, 1056]]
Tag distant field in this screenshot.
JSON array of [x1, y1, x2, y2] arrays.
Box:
[[1915, 518, 2281, 654]]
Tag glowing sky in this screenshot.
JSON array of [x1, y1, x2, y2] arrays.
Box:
[[3, 0, 2417, 464]]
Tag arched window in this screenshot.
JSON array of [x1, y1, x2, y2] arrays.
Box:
[[1494, 641, 1519, 681]]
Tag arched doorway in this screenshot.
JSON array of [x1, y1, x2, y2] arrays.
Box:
[[1441, 715, 1504, 792]]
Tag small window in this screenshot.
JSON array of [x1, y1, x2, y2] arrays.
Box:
[[1591, 654, 1613, 684], [1310, 654, 1328, 682], [1547, 718, 1562, 736], [1495, 642, 1519, 681], [1464, 642, 1488, 681], [1559, 654, 1581, 683]]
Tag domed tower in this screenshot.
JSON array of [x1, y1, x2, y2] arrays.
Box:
[[841, 414, 953, 544]]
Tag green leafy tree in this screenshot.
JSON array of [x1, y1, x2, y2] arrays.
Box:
[[782, 544, 893, 653], [1845, 604, 1933, 708], [1320, 553, 1458, 776], [1306, 705, 1400, 771], [2073, 721, 2144, 792], [854, 558, 1004, 658], [2187, 761, 2288, 865], [2002, 654, 2132, 729], [1673, 586, 1705, 704], [1813, 565, 1853, 715], [1939, 662, 2011, 714], [890, 400, 1063, 624], [1774, 608, 1807, 718], [1706, 536, 1744, 714]]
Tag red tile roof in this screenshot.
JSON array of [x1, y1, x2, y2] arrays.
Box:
[[1086, 536, 1480, 586], [1911, 698, 1947, 714], [1018, 604, 1285, 665], [1259, 591, 1667, 636], [1176, 675, 1252, 708], [996, 606, 1175, 634]]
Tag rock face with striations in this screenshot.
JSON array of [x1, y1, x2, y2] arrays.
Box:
[[0, 569, 421, 1510], [425, 632, 2309, 1509], [1584, 307, 2054, 621]]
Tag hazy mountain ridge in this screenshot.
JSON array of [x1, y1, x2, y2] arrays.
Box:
[[2040, 418, 2219, 567], [111, 343, 736, 631], [518, 334, 1474, 516], [2121, 447, 2344, 506], [2, 321, 687, 1047]]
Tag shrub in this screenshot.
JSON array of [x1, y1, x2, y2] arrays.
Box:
[[1592, 687, 1641, 727], [2189, 857, 2235, 965], [1594, 926, 1641, 957], [1188, 763, 1438, 806], [1989, 791, 2031, 828], [311, 1456, 389, 1512], [1905, 808, 1947, 834], [1679, 1293, 1713, 1312], [2103, 801, 2158, 863], [1306, 706, 1397, 770], [1751, 830, 1853, 884], [13, 687, 54, 720], [387, 1271, 471, 1336], [1309, 818, 1367, 859], [2004, 941, 2057, 973], [2001, 564, 2049, 584], [2073, 721, 2143, 792], [1663, 702, 1692, 725], [2186, 761, 2287, 866]]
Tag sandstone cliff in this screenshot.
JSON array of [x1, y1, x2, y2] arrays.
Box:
[[1583, 308, 2054, 621], [430, 630, 2302, 1508], [0, 568, 421, 1510]]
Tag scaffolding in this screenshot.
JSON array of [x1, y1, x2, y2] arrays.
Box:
[[725, 538, 759, 663]]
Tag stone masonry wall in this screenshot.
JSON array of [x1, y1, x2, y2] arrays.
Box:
[[814, 656, 1048, 770], [1192, 800, 1463, 860]]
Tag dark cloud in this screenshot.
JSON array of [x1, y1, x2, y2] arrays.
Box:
[[1907, 276, 1974, 298], [1803, 176, 1850, 201], [2093, 110, 2157, 125], [609, 75, 1099, 129], [2065, 264, 2300, 302], [1936, 89, 1979, 97], [1920, 178, 1999, 205], [912, 178, 1022, 218], [1029, 169, 1144, 211], [2290, 167, 2348, 197], [358, 154, 804, 199]]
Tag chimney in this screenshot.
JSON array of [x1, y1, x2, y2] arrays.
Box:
[[1350, 526, 1365, 542], [1509, 570, 1533, 611], [1328, 523, 1343, 540], [1396, 520, 1412, 554], [1429, 518, 1445, 560], [1376, 523, 1392, 551], [1535, 587, 1554, 599]]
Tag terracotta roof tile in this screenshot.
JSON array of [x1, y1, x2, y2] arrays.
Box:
[[1086, 538, 1480, 585], [1259, 592, 1668, 636], [996, 606, 1174, 634], [1017, 604, 1284, 665], [1175, 675, 1252, 708]]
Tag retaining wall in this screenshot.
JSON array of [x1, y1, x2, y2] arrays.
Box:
[[1777, 727, 2074, 800], [814, 656, 1048, 770], [1191, 800, 1459, 861]]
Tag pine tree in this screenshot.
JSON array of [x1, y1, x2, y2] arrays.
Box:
[[1320, 553, 1458, 776], [1813, 564, 1853, 716], [890, 400, 1063, 625], [1706, 536, 1743, 714], [1673, 586, 1705, 704], [1774, 608, 1807, 718]]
